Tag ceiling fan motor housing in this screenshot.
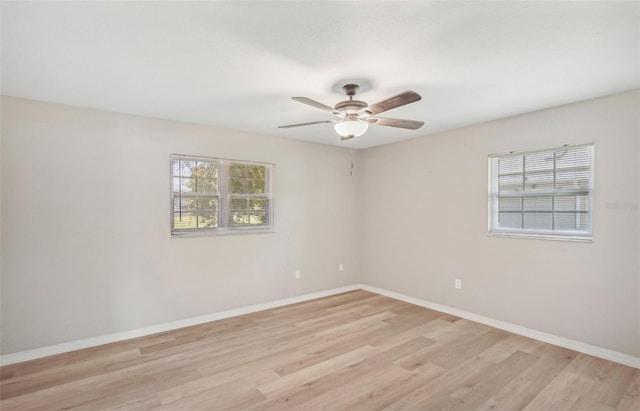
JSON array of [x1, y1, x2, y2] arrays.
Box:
[[335, 100, 367, 112], [335, 84, 368, 114]]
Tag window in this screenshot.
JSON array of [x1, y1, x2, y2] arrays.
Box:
[[171, 155, 274, 236], [488, 144, 593, 241]]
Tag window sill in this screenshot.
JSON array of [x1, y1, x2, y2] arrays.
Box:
[[488, 232, 592, 243], [171, 228, 275, 238]]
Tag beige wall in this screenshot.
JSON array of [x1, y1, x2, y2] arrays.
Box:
[[2, 91, 639, 358], [0, 97, 360, 354], [359, 90, 640, 357]]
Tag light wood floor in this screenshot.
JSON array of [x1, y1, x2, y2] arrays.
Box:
[[1, 290, 638, 410]]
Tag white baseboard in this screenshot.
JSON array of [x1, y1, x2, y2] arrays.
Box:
[[359, 284, 640, 369], [2, 283, 638, 369], [0, 284, 360, 366]]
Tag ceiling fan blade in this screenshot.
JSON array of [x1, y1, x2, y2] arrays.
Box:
[[292, 97, 339, 114], [364, 91, 421, 115], [278, 120, 337, 129], [370, 116, 424, 130]]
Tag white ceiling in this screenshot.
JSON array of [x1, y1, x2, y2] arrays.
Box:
[[2, 1, 639, 149]]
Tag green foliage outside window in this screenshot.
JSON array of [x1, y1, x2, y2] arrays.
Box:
[[173, 159, 219, 229], [229, 163, 267, 226]]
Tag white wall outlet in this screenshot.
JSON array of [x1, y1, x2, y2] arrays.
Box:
[[339, 264, 344, 272], [455, 279, 462, 289], [295, 270, 301, 280]]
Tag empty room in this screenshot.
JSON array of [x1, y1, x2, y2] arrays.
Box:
[[1, 1, 639, 410]]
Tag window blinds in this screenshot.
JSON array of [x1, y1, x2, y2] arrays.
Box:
[[489, 144, 593, 239]]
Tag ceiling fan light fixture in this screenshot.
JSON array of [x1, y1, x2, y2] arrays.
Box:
[[334, 120, 368, 138]]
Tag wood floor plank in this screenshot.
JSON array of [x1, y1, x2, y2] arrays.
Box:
[[345, 362, 445, 411], [295, 364, 410, 410], [250, 336, 441, 410], [421, 350, 539, 410], [382, 356, 498, 410], [617, 369, 640, 411], [475, 343, 576, 410], [155, 377, 266, 411], [256, 345, 378, 398], [1, 290, 637, 410], [564, 353, 637, 408], [522, 369, 594, 411], [0, 348, 142, 399]]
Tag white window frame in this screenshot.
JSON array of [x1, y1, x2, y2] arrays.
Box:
[[171, 154, 274, 237], [488, 143, 594, 242]]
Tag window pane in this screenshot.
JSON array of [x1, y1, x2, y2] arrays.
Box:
[[499, 174, 523, 192], [555, 169, 590, 190], [249, 212, 267, 225], [555, 212, 589, 231], [230, 179, 248, 194], [173, 197, 183, 213], [229, 163, 267, 194], [177, 177, 195, 193], [173, 196, 218, 229], [524, 171, 553, 191], [248, 179, 265, 194], [231, 212, 249, 226], [524, 212, 553, 230], [498, 156, 523, 174], [525, 151, 553, 172], [230, 164, 247, 178], [183, 197, 197, 214], [498, 197, 521, 212], [230, 198, 248, 212], [249, 198, 266, 211], [173, 197, 198, 216], [196, 178, 218, 193], [173, 212, 197, 229], [498, 212, 522, 229], [196, 161, 217, 177], [175, 160, 195, 177], [229, 197, 268, 226], [196, 198, 218, 228], [172, 177, 181, 193], [523, 196, 552, 211], [194, 161, 217, 193], [230, 212, 267, 226], [248, 165, 266, 178], [556, 146, 591, 169], [555, 195, 589, 212], [172, 159, 218, 194], [230, 197, 268, 212]]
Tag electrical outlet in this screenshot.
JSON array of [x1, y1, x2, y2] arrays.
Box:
[[454, 279, 462, 289], [295, 270, 301, 280], [339, 264, 344, 272]]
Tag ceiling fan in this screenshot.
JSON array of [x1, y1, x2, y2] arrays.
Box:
[[279, 84, 425, 141]]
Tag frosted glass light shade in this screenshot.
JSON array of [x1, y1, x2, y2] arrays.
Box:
[[334, 120, 368, 138]]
